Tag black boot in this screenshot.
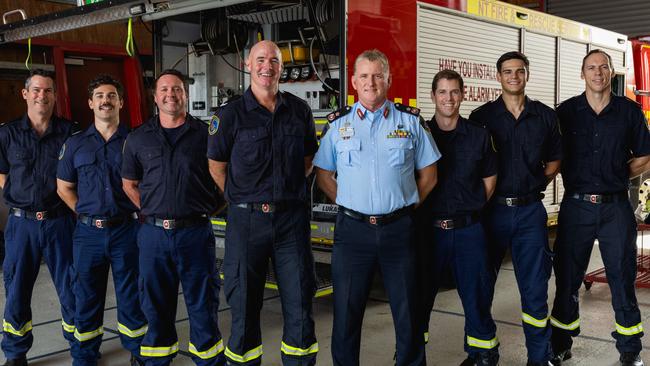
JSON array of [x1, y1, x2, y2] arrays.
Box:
[[460, 352, 499, 366], [550, 349, 572, 366], [526, 362, 553, 366], [2, 358, 28, 366], [130, 354, 145, 366], [620, 352, 644, 366]]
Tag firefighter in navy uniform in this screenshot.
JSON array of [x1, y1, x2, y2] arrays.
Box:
[[122, 69, 224, 366], [0, 69, 78, 366], [418, 70, 499, 366], [550, 50, 650, 366], [314, 49, 440, 366], [469, 52, 562, 366], [56, 75, 146, 366], [207, 40, 319, 366]]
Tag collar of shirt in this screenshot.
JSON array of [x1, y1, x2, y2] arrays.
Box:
[[355, 100, 390, 123], [575, 92, 617, 115], [242, 87, 286, 113], [83, 122, 129, 142], [20, 113, 59, 137], [493, 95, 538, 121], [148, 114, 197, 133], [430, 116, 468, 136]]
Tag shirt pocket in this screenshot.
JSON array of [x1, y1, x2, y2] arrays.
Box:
[[139, 147, 164, 179], [7, 147, 33, 165], [335, 138, 361, 167], [455, 148, 479, 180], [282, 123, 306, 159], [73, 152, 97, 186], [235, 127, 270, 163], [387, 138, 414, 167]]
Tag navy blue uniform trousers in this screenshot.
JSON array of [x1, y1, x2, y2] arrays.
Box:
[[418, 221, 498, 357], [332, 212, 424, 366], [2, 214, 76, 359], [484, 201, 553, 363], [70, 220, 146, 365], [138, 222, 224, 366], [551, 198, 643, 354], [223, 204, 317, 366]]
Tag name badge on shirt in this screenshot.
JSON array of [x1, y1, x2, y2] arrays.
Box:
[[339, 126, 355, 139], [387, 129, 412, 139]]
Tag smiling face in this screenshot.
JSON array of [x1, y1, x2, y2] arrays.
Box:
[[581, 52, 613, 94], [432, 78, 463, 120], [153, 74, 187, 118], [88, 84, 123, 123], [246, 40, 282, 93], [352, 58, 391, 111], [22, 75, 56, 119], [497, 59, 528, 96]]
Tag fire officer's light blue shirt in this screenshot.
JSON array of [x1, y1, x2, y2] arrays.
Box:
[[314, 100, 441, 215]]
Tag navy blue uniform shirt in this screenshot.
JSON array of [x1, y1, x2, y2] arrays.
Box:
[[557, 93, 650, 194], [57, 123, 137, 217], [421, 117, 497, 217], [121, 114, 218, 218], [207, 88, 318, 204], [469, 96, 562, 197], [0, 114, 78, 211]]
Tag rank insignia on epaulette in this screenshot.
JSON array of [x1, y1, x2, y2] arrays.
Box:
[[58, 144, 66, 160], [327, 106, 352, 122], [395, 102, 420, 117], [209, 115, 220, 135]]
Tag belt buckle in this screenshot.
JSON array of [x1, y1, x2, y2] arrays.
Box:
[[369, 216, 378, 225], [505, 198, 514, 206], [261, 203, 271, 213], [35, 211, 46, 220], [440, 219, 453, 230], [589, 194, 599, 204], [95, 219, 105, 228], [162, 219, 175, 229]]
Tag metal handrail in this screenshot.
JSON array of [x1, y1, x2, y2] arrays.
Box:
[[2, 9, 26, 25]]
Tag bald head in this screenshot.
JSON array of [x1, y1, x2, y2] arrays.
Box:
[[246, 40, 283, 94], [248, 40, 282, 63]]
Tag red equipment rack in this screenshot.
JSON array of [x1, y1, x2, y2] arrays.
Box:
[[583, 224, 650, 290]]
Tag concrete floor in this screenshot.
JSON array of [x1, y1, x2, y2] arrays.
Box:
[[3, 231, 650, 365]]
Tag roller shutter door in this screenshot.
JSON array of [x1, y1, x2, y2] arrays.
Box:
[[596, 46, 625, 71], [558, 39, 587, 104]]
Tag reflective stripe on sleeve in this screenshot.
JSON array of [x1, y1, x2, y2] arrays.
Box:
[[466, 335, 499, 349], [522, 313, 548, 328], [189, 339, 225, 360], [225, 345, 263, 363], [280, 341, 318, 356], [3, 320, 32, 337], [550, 316, 580, 331], [141, 342, 180, 357]]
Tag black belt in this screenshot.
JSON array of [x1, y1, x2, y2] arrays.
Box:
[[145, 215, 208, 230], [10, 207, 67, 221], [78, 213, 137, 229], [340, 205, 413, 226], [568, 192, 628, 204], [234, 202, 299, 213], [433, 213, 480, 230], [494, 193, 544, 207]]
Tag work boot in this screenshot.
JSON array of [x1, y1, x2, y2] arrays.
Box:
[[2, 358, 28, 366], [620, 352, 644, 366], [130, 354, 145, 366], [527, 362, 553, 366], [551, 349, 572, 365], [460, 352, 499, 366]]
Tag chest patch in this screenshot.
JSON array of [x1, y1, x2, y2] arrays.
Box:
[[387, 129, 412, 139]]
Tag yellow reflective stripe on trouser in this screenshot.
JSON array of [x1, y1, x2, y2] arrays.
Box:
[[117, 322, 147, 338], [61, 320, 75, 333], [3, 320, 32, 337], [466, 336, 499, 349], [550, 316, 580, 331], [189, 340, 225, 360], [424, 331, 429, 344], [280, 341, 318, 356], [522, 313, 548, 328], [616, 322, 644, 336], [225, 345, 263, 363], [74, 326, 104, 342], [141, 342, 179, 357]]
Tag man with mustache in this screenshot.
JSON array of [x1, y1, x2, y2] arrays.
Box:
[[0, 69, 78, 366], [57, 75, 146, 366], [122, 69, 224, 366], [208, 40, 319, 366]]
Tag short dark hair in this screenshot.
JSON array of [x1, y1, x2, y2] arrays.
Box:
[[25, 69, 56, 91], [581, 49, 613, 71], [496, 51, 529, 73], [87, 74, 124, 99], [153, 69, 188, 92], [432, 69, 464, 93]]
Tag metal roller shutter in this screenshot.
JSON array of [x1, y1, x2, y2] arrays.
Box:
[[416, 4, 519, 119], [559, 39, 587, 104], [596, 47, 625, 71]]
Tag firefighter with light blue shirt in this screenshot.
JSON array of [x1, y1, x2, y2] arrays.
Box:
[[314, 49, 440, 366]]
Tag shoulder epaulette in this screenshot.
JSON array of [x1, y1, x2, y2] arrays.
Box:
[[624, 96, 642, 108], [326, 106, 352, 123], [465, 118, 487, 129], [395, 103, 420, 117], [471, 100, 493, 115]]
